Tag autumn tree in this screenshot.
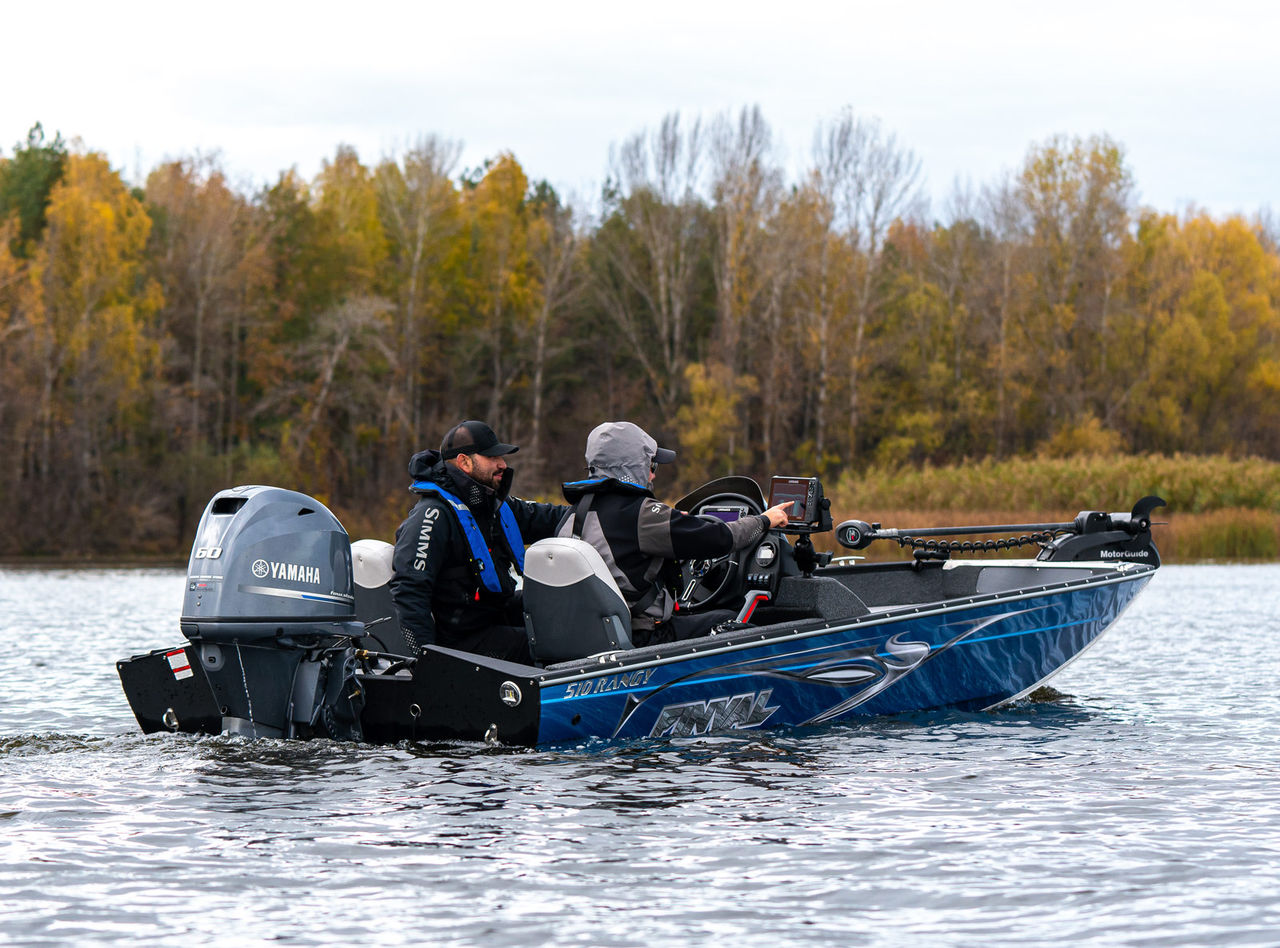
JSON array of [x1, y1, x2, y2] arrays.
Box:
[[0, 217, 36, 533], [592, 113, 712, 421], [1012, 134, 1133, 436], [751, 188, 819, 473], [316, 144, 387, 293], [375, 136, 462, 445], [250, 169, 354, 458], [674, 361, 757, 484], [524, 181, 583, 484], [978, 174, 1030, 455], [249, 148, 398, 504], [0, 126, 69, 530], [145, 154, 265, 476], [1114, 213, 1280, 455], [702, 105, 783, 473], [810, 108, 923, 463], [457, 153, 537, 433], [23, 151, 161, 539]]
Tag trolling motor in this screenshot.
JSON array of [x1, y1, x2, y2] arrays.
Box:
[[835, 496, 1166, 566], [179, 486, 366, 739]]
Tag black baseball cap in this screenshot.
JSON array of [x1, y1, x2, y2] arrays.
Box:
[[440, 420, 519, 459]]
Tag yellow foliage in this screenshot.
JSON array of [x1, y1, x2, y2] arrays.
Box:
[[316, 145, 387, 292], [874, 410, 944, 467], [674, 361, 758, 483], [1039, 414, 1124, 457], [463, 153, 536, 324], [34, 152, 159, 411]]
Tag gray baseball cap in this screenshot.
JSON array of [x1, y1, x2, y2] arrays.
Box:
[[585, 422, 675, 486]]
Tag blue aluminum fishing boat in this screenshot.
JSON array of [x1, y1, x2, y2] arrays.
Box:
[[117, 476, 1162, 746]]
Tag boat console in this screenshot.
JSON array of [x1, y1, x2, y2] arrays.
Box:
[[675, 474, 838, 622]]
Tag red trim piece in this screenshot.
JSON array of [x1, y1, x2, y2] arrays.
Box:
[[739, 592, 770, 623]]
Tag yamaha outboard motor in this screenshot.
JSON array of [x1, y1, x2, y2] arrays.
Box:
[[181, 486, 365, 739]]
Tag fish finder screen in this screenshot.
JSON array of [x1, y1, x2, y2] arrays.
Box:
[[768, 476, 817, 524], [700, 505, 744, 523]]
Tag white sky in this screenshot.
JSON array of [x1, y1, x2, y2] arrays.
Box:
[[5, 0, 1277, 218]]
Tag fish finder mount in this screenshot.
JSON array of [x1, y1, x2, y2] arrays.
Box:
[[767, 476, 833, 576], [766, 475, 832, 536]]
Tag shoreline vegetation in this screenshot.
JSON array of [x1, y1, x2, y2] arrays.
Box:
[[3, 113, 1278, 559], [3, 453, 1277, 565]]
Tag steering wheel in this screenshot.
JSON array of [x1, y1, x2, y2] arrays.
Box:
[[676, 500, 763, 610], [678, 552, 738, 610]]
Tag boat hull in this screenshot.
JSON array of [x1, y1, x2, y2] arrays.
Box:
[[119, 564, 1152, 747], [534, 565, 1152, 744]]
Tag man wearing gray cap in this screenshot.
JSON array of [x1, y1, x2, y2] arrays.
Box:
[[390, 420, 570, 663], [560, 421, 791, 645]]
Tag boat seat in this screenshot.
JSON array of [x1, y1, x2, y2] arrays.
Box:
[[352, 538, 394, 588], [523, 537, 634, 663], [350, 539, 412, 655]]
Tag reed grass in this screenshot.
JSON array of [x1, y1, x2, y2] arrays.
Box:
[[833, 453, 1280, 514], [1158, 509, 1280, 562]]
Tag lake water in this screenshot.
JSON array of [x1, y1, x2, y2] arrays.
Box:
[[2, 564, 1279, 946]]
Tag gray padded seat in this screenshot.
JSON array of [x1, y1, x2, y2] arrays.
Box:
[[523, 537, 634, 663], [350, 539, 412, 655]]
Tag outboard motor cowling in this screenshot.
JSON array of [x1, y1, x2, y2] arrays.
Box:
[[180, 486, 364, 739], [182, 486, 359, 641]]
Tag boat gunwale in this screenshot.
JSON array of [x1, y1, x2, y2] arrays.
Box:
[[535, 560, 1156, 687]]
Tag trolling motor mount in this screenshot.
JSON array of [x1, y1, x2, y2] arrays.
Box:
[[835, 496, 1166, 567]]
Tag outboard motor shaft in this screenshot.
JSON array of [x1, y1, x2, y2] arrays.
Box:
[[181, 486, 364, 739]]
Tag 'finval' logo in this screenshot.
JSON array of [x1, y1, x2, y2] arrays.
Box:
[[648, 689, 779, 738]]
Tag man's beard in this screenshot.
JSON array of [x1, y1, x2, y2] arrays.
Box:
[[470, 468, 501, 490]]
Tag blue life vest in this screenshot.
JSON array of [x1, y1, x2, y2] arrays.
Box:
[[562, 477, 650, 493], [410, 481, 526, 593]]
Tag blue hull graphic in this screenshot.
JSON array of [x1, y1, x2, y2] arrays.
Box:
[[537, 570, 1150, 744]]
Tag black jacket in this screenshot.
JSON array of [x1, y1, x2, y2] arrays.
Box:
[[559, 478, 769, 626], [390, 450, 569, 651]]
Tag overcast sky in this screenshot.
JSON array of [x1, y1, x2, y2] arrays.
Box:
[[6, 0, 1276, 219]]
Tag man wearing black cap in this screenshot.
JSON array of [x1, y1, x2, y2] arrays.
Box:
[[390, 420, 570, 663], [559, 422, 791, 646]]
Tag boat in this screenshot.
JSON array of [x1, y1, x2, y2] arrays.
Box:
[[117, 475, 1164, 746]]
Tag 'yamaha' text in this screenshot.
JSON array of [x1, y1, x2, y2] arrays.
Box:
[[255, 560, 322, 585]]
